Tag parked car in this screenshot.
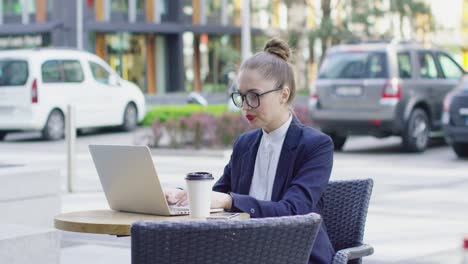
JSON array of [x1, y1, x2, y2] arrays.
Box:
[[309, 40, 465, 152], [0, 48, 145, 141], [442, 76, 468, 158]]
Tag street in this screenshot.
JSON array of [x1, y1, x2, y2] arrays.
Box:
[[1, 129, 467, 263]]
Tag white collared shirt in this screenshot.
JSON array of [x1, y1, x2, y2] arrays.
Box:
[[249, 115, 292, 201]]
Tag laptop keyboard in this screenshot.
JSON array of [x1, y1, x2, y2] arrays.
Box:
[[169, 205, 189, 212]]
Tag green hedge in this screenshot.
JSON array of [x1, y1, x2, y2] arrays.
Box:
[[142, 104, 229, 126]]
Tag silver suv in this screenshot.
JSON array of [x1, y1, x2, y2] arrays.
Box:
[[309, 41, 465, 152]]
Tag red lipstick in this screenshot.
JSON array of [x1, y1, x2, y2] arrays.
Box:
[[246, 115, 255, 121]]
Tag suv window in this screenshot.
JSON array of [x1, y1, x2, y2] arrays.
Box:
[[437, 53, 464, 79], [42, 60, 84, 83], [0, 60, 28, 86], [89, 61, 111, 85], [318, 51, 388, 79], [397, 52, 412, 79], [418, 52, 439, 79]]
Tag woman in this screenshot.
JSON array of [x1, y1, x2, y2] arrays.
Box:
[[166, 38, 335, 264]]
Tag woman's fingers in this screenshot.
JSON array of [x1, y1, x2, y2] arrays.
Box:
[[175, 192, 188, 206], [164, 188, 182, 205]]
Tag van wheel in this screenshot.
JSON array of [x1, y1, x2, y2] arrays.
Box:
[[42, 110, 65, 141], [402, 108, 429, 152], [121, 103, 138, 131], [330, 134, 347, 151], [453, 143, 468, 158], [0, 132, 7, 141]]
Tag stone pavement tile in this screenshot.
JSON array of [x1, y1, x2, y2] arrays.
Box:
[[365, 212, 468, 263], [61, 244, 130, 264]]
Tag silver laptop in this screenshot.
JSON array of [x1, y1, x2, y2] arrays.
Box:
[[88, 144, 222, 216]]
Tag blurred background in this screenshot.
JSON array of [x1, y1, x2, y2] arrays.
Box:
[[1, 1, 468, 264], [2, 0, 468, 95]]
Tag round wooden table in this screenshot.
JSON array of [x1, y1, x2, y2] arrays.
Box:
[[54, 210, 250, 236]]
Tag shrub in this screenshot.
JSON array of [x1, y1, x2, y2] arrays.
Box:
[[187, 112, 218, 148], [148, 103, 311, 149], [216, 112, 249, 147], [142, 104, 228, 126]]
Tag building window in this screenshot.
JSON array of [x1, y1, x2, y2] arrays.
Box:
[[4, 0, 21, 15], [3, 0, 36, 15], [111, 0, 128, 12], [158, 0, 168, 16], [105, 33, 146, 92], [207, 0, 221, 15], [137, 0, 144, 10], [184, 33, 240, 93]]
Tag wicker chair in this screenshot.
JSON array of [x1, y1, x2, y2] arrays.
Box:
[[131, 213, 322, 264], [322, 179, 374, 264]]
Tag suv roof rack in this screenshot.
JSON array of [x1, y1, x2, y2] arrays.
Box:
[[343, 38, 422, 45]]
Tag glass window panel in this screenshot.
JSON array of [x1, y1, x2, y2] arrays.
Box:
[[438, 54, 464, 79], [4, 0, 22, 15], [418, 52, 439, 79], [63, 60, 84, 83], [41, 60, 63, 83], [318, 52, 388, 79], [89, 61, 111, 85], [397, 52, 412, 79], [0, 60, 28, 86], [206, 0, 221, 16], [111, 0, 128, 12], [28, 0, 36, 14], [137, 0, 144, 10]]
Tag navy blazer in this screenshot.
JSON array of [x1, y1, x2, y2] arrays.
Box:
[[213, 116, 335, 264]]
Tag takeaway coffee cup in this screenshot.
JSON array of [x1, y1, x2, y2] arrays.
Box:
[[185, 172, 214, 218]]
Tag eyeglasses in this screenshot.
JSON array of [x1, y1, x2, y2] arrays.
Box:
[[231, 86, 283, 109]]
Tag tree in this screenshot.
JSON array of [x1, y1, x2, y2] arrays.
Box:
[[284, 0, 309, 90], [390, 0, 432, 39]]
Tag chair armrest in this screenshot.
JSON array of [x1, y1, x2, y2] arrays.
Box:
[[332, 244, 374, 264]]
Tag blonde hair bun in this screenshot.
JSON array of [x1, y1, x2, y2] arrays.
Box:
[[264, 38, 291, 62]]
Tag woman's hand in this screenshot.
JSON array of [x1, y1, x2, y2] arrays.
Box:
[[165, 189, 232, 209], [164, 188, 187, 206], [211, 191, 232, 210]]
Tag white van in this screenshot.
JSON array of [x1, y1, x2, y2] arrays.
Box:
[[0, 48, 146, 140]]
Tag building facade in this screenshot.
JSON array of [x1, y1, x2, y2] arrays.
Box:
[[0, 0, 288, 94]]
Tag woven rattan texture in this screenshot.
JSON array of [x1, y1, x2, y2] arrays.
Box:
[[131, 213, 322, 264], [323, 179, 374, 264]]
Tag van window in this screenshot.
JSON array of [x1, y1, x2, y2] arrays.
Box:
[[0, 60, 28, 86], [397, 52, 412, 79], [42, 61, 62, 83], [89, 61, 110, 85], [437, 53, 464, 79], [418, 52, 439, 79], [42, 60, 84, 83], [318, 52, 388, 79], [63, 61, 84, 82]]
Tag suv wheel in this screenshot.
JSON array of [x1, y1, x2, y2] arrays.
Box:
[[121, 103, 138, 131], [0, 132, 7, 141], [402, 108, 430, 152], [330, 133, 347, 151], [452, 143, 468, 158], [42, 110, 65, 140]]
